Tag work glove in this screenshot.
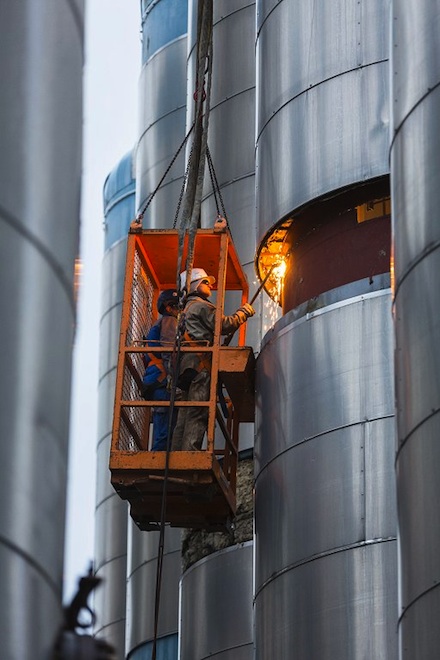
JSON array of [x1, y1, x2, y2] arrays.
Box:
[[236, 302, 255, 321]]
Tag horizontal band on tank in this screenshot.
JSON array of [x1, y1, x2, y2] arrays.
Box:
[[390, 79, 440, 153], [182, 539, 253, 575], [397, 582, 440, 629], [254, 412, 395, 482], [261, 286, 391, 351], [392, 238, 440, 301], [254, 536, 396, 599], [137, 104, 187, 142], [0, 533, 60, 596], [256, 59, 388, 144], [395, 407, 440, 465], [0, 203, 76, 314]]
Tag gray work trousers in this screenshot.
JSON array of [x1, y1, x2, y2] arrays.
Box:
[[171, 369, 210, 451]]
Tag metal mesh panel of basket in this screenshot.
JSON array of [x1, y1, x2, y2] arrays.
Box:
[[126, 247, 155, 346], [118, 404, 149, 451], [118, 246, 155, 451]]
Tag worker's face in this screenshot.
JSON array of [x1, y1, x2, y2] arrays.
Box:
[[165, 303, 179, 317], [196, 279, 213, 299]]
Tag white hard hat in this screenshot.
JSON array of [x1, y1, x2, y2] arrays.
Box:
[[180, 268, 215, 290]]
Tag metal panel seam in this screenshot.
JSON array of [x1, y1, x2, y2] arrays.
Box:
[[254, 414, 395, 482], [392, 238, 440, 299], [256, 59, 388, 144], [214, 3, 255, 26], [65, 0, 85, 43], [394, 408, 440, 465], [126, 550, 181, 580], [137, 104, 187, 142], [0, 204, 76, 314], [0, 534, 60, 596], [397, 582, 440, 629], [389, 80, 440, 154], [254, 537, 397, 600]]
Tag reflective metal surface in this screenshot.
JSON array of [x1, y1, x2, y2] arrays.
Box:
[[255, 0, 390, 241], [136, 35, 188, 227], [94, 160, 136, 656], [0, 2, 84, 657], [255, 542, 397, 660], [255, 291, 397, 659], [188, 0, 256, 267], [180, 542, 253, 659], [391, 1, 440, 653], [126, 525, 181, 651]]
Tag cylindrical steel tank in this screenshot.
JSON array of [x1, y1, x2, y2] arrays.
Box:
[[180, 542, 253, 659], [136, 0, 189, 227], [256, 0, 390, 238], [391, 1, 440, 656], [94, 150, 136, 657], [0, 1, 84, 658], [255, 287, 397, 658], [254, 0, 397, 657], [127, 2, 188, 658]]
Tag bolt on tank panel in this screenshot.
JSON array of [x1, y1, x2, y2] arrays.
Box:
[[391, 0, 440, 132]]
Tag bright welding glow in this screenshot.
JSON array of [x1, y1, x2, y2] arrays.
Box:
[[269, 258, 287, 305]]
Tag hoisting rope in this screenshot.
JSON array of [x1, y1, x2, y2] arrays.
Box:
[[151, 3, 214, 660], [176, 0, 213, 295]]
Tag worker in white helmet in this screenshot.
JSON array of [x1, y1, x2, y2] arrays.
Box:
[[172, 268, 255, 451]]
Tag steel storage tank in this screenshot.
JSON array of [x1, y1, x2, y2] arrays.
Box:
[[94, 151, 136, 657], [126, 2, 188, 658], [177, 3, 256, 659], [136, 0, 189, 227], [391, 1, 440, 656], [0, 2, 84, 658], [254, 0, 398, 658]]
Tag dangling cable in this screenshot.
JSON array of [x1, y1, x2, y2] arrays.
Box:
[[151, 310, 183, 660]]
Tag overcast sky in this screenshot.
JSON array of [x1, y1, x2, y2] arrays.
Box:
[[64, 0, 141, 603]]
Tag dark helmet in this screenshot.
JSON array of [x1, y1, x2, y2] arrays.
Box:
[[157, 289, 178, 314]]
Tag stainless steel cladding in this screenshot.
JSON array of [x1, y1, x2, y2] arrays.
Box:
[[126, 526, 181, 656], [391, 0, 440, 655], [95, 154, 136, 656], [179, 542, 253, 659], [255, 0, 390, 241], [136, 0, 189, 227], [0, 2, 84, 658], [255, 291, 397, 659]]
